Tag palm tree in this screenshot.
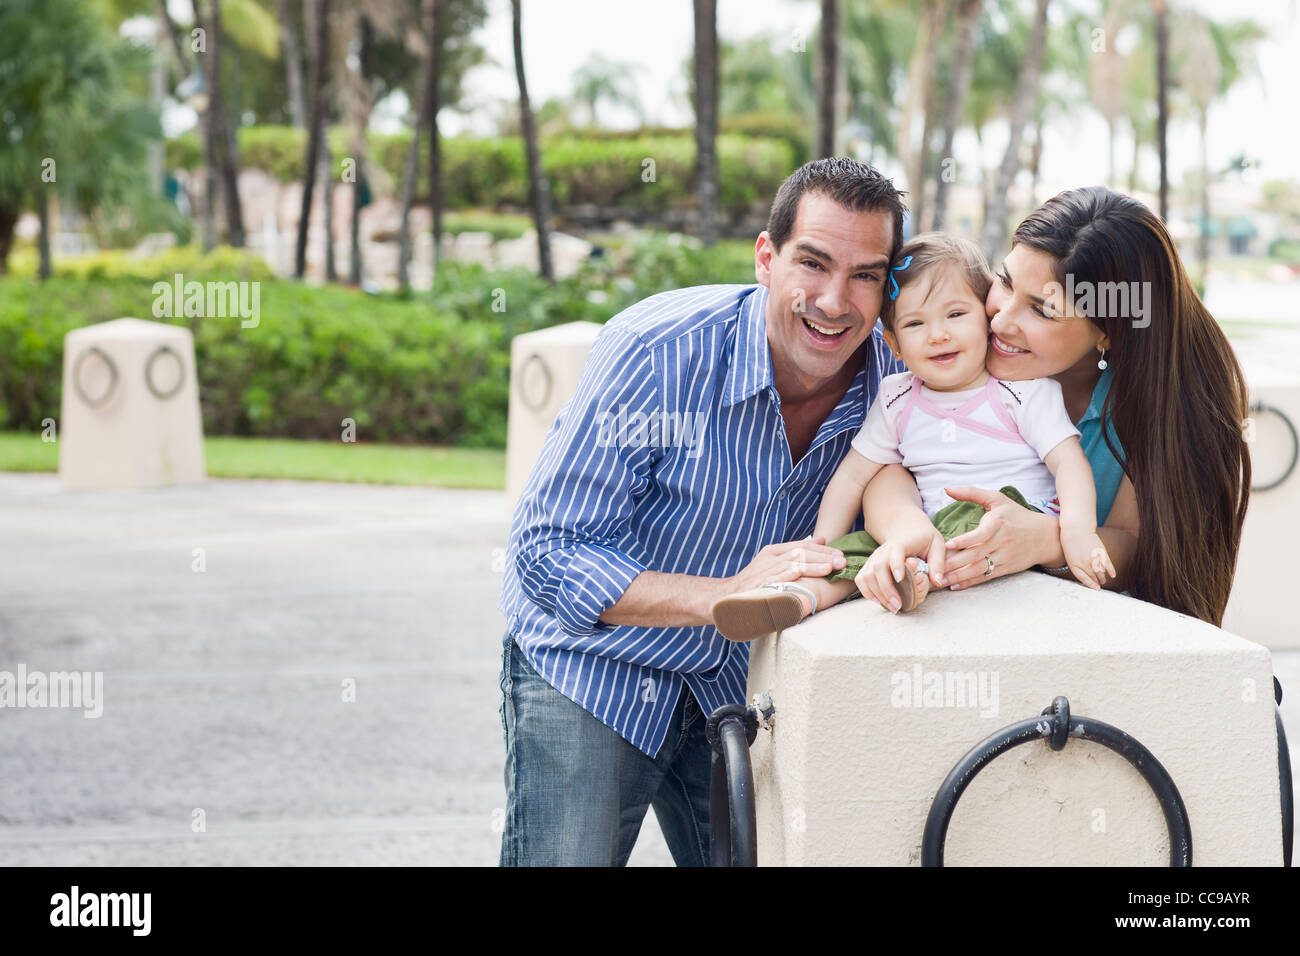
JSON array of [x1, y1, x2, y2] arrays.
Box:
[[979, 0, 1049, 261], [817, 0, 838, 158], [278, 0, 306, 127], [693, 0, 719, 246], [1174, 10, 1264, 280], [1121, 13, 1156, 193], [1088, 1, 1125, 188], [900, 0, 943, 230], [197, 0, 245, 247], [836, 2, 913, 167], [346, 7, 374, 286], [512, 0, 552, 279], [570, 54, 643, 128], [397, 0, 433, 289], [428, 0, 445, 269], [1154, 0, 1169, 219], [931, 0, 981, 231], [295, 0, 329, 278]]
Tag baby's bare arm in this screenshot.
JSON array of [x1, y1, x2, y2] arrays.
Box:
[[1043, 437, 1096, 534], [1043, 437, 1115, 587], [815, 449, 886, 541]]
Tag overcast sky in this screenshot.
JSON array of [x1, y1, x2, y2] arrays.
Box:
[[448, 0, 1300, 194]]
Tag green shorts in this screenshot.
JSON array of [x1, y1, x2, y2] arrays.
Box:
[[825, 485, 1042, 599]]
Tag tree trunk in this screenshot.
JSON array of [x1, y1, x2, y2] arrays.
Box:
[[157, 0, 189, 76], [0, 201, 17, 274], [512, 0, 552, 279], [200, 111, 218, 249], [278, 0, 307, 128], [348, 10, 372, 286], [817, 0, 838, 158], [149, 14, 168, 195], [931, 0, 980, 232], [1198, 106, 1210, 281], [1128, 128, 1141, 193], [979, 0, 1049, 260], [189, 2, 218, 250], [37, 188, 51, 281], [397, 0, 433, 291], [1027, 115, 1044, 209], [323, 147, 337, 282], [205, 0, 245, 247], [1155, 0, 1169, 221], [295, 0, 328, 278], [693, 0, 719, 246], [909, 0, 944, 231], [429, 0, 444, 267]]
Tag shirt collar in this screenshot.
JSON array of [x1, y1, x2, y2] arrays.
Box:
[[722, 285, 775, 407]]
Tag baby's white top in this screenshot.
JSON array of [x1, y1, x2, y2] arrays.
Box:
[[851, 371, 1081, 517]]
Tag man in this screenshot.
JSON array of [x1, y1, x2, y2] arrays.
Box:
[[497, 158, 908, 866]]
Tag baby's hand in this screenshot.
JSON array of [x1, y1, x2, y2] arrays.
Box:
[[856, 541, 930, 613], [1060, 527, 1116, 590]]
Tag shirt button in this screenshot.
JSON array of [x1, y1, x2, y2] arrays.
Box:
[[776, 489, 787, 501]]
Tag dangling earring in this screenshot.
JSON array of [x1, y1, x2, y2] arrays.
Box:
[[1097, 348, 1108, 371]]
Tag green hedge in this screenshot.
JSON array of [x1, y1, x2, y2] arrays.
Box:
[[0, 236, 758, 448], [0, 270, 499, 447], [166, 127, 795, 216]]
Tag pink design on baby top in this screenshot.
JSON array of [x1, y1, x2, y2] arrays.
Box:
[[894, 374, 1025, 446]]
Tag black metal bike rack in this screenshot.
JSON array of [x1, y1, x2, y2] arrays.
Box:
[[1276, 677, 1294, 867], [706, 703, 760, 867], [709, 687, 1292, 867], [1251, 402, 1299, 491], [922, 696, 1194, 866]]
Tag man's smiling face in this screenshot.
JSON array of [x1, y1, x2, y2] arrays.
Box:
[[755, 191, 896, 398]]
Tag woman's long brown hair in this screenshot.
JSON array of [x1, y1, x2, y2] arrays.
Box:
[[1013, 186, 1251, 625]]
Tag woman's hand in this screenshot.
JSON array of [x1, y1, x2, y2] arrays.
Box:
[[941, 486, 1060, 590]]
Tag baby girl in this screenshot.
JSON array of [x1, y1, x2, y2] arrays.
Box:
[[712, 232, 1115, 642]]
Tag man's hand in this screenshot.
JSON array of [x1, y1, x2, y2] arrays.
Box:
[[713, 535, 846, 602], [601, 537, 848, 630]]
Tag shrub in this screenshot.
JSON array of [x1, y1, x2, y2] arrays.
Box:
[[163, 127, 795, 218], [0, 235, 759, 448]]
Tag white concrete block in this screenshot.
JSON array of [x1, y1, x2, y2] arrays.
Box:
[[747, 571, 1284, 866], [505, 321, 603, 511], [1225, 383, 1300, 648], [58, 318, 206, 490]]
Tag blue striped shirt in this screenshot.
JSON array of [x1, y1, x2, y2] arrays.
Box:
[[497, 283, 904, 757]]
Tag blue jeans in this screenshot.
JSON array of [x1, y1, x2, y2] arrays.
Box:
[[498, 632, 712, 866]]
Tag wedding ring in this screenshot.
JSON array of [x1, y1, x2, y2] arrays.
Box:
[[984, 555, 995, 577]]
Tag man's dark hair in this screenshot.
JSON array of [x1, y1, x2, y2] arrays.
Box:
[[766, 157, 907, 258]]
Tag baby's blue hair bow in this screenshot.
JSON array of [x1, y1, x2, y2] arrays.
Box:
[[887, 255, 913, 300]]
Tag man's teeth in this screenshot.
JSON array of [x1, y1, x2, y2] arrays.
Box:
[[804, 318, 846, 336]]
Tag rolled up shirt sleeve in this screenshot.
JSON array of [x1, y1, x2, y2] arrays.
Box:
[[512, 324, 660, 638]]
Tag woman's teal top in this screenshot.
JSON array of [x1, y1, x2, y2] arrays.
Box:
[[1076, 364, 1126, 526]]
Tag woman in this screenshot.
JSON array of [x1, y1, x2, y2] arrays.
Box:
[[856, 186, 1252, 626]]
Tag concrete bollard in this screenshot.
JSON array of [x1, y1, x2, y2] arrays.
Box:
[[58, 318, 206, 489], [505, 321, 603, 511], [1224, 383, 1300, 649], [746, 572, 1284, 865]]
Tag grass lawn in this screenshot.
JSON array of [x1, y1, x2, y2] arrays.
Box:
[[0, 432, 504, 490]]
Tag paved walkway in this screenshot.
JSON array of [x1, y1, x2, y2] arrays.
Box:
[[0, 473, 674, 865], [0, 472, 1294, 866]]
